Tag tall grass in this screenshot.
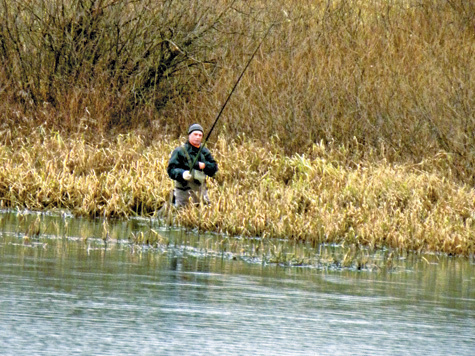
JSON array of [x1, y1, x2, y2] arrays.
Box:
[[1, 1, 473, 182], [1, 130, 474, 256], [192, 0, 474, 180]]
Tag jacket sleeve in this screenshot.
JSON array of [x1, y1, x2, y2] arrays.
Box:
[[167, 147, 187, 184], [201, 147, 218, 178]]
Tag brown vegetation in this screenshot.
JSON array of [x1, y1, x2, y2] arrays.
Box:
[[0, 1, 474, 256], [1, 131, 474, 256], [1, 1, 473, 181]]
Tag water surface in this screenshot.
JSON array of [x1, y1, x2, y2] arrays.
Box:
[[0, 211, 474, 355]]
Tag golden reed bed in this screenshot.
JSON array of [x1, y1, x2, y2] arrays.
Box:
[[1, 131, 474, 257]]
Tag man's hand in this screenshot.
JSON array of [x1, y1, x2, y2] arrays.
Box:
[[183, 170, 192, 181], [198, 162, 205, 170]]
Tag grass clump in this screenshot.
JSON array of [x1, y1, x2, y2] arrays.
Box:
[[175, 137, 475, 256], [0, 129, 173, 217], [1, 131, 474, 257]]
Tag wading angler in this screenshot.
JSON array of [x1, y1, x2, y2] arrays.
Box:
[[167, 124, 218, 207], [165, 26, 272, 208]]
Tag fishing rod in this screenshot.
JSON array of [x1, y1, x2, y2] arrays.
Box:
[[190, 24, 275, 171]]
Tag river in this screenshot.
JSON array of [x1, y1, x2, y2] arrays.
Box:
[[0, 211, 474, 355]]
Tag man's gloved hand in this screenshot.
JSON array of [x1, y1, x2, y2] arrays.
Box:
[[183, 170, 192, 181]]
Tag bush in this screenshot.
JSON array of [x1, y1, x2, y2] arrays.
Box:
[[0, 0, 252, 131]]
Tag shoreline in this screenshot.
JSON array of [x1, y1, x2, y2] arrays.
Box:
[[1, 131, 474, 257]]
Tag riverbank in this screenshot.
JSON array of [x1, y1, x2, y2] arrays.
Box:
[[1, 130, 474, 256]]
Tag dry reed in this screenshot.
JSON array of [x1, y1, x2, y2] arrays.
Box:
[[1, 0, 473, 183], [1, 130, 474, 257]]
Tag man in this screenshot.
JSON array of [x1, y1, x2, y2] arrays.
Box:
[[167, 124, 218, 207]]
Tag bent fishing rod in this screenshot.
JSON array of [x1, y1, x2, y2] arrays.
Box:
[[190, 24, 275, 171]]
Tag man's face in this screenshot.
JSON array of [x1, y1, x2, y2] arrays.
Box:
[[189, 130, 203, 147]]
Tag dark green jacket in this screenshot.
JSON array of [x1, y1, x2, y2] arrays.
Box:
[[167, 141, 218, 186]]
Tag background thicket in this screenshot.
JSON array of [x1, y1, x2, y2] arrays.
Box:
[[1, 0, 474, 182]]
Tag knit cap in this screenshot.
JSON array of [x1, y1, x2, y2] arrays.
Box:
[[188, 123, 204, 134]]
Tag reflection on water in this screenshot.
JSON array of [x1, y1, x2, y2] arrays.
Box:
[[0, 211, 474, 356]]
